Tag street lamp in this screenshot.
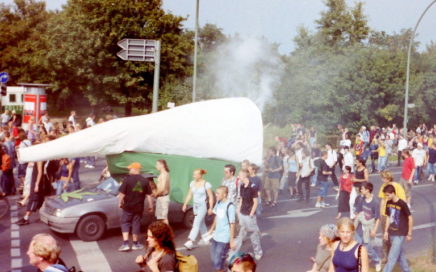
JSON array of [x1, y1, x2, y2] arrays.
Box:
[[192, 0, 200, 102], [403, 0, 436, 136]]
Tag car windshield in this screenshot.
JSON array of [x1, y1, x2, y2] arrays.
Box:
[[96, 177, 120, 195]]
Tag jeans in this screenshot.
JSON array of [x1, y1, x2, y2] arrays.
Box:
[[378, 156, 387, 171], [188, 203, 207, 241], [354, 233, 381, 264], [55, 180, 74, 195], [210, 239, 230, 270], [318, 180, 330, 198], [298, 176, 311, 200], [414, 166, 423, 181], [120, 210, 142, 235], [428, 163, 436, 175], [383, 235, 411, 272], [230, 214, 262, 257]]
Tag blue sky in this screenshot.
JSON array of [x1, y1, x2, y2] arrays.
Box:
[[2, 0, 436, 53]]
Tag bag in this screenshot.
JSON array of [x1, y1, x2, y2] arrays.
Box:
[[176, 251, 198, 272]]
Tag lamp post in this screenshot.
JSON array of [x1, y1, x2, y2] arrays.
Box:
[[192, 0, 200, 102], [403, 0, 436, 136]]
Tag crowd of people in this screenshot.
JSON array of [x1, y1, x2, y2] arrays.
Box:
[[1, 107, 435, 272]]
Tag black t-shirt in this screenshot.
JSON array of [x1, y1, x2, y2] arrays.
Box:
[[119, 174, 152, 214], [317, 159, 330, 182], [239, 182, 258, 216], [249, 176, 262, 191], [386, 199, 411, 236]]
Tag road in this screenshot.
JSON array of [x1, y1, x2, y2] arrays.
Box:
[[1, 160, 435, 272]]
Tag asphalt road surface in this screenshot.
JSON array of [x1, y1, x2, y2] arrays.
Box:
[[1, 159, 435, 272]]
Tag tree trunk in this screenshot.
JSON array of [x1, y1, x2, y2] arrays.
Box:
[[125, 102, 132, 116]]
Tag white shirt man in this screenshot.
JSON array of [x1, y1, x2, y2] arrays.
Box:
[[412, 144, 426, 167], [325, 146, 338, 168], [343, 148, 354, 172], [398, 137, 408, 152]]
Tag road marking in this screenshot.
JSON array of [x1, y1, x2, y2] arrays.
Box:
[[175, 233, 269, 251], [11, 259, 22, 269], [9, 202, 22, 272], [413, 222, 436, 230], [11, 248, 20, 257], [70, 239, 112, 272]]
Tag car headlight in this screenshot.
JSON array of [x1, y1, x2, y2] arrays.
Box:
[[55, 209, 64, 217]]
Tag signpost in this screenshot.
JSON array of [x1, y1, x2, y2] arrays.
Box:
[[117, 39, 161, 113], [0, 72, 9, 96]]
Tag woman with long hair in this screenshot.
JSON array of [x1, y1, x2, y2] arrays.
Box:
[[336, 166, 353, 219], [155, 159, 171, 225], [329, 218, 369, 272], [307, 224, 338, 272], [182, 169, 214, 250], [285, 149, 299, 199], [135, 221, 177, 272]]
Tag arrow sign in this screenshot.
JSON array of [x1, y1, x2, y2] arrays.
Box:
[[266, 208, 321, 219], [117, 39, 157, 62], [0, 72, 9, 83]]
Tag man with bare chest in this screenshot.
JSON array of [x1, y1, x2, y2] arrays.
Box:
[[155, 160, 171, 225]]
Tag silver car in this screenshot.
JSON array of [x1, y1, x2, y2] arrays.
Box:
[[39, 177, 195, 241]]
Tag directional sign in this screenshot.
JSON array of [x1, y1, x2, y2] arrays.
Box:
[[117, 39, 157, 62], [266, 208, 321, 219], [0, 72, 9, 83]]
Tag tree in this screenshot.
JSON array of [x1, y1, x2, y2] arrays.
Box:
[[43, 0, 193, 114], [0, 0, 52, 85]]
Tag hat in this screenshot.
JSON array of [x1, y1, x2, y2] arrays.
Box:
[[127, 162, 142, 170]]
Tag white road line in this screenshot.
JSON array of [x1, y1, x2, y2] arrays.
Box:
[[70, 240, 112, 272], [413, 222, 436, 230], [10, 202, 22, 272], [175, 233, 269, 251]]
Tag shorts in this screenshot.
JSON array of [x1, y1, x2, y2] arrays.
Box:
[[400, 178, 412, 198], [155, 195, 170, 220], [264, 177, 279, 191], [287, 172, 297, 187], [318, 180, 330, 198], [27, 193, 43, 212], [120, 210, 142, 235]]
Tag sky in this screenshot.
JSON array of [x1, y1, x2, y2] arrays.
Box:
[[2, 0, 436, 54]]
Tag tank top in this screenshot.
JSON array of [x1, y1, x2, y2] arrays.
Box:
[[354, 167, 366, 188], [59, 164, 69, 178], [332, 242, 360, 272]]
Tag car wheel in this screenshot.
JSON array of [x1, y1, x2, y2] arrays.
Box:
[[183, 208, 194, 229], [76, 214, 106, 241]]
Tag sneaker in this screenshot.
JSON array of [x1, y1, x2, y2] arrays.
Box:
[[88, 165, 95, 169], [131, 242, 144, 250], [315, 202, 321, 208], [16, 218, 29, 225], [254, 254, 262, 261], [322, 202, 330, 207], [413, 180, 419, 185], [118, 243, 130, 252], [184, 240, 194, 250], [375, 263, 382, 272]]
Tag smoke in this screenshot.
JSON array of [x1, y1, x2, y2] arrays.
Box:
[[200, 36, 284, 111]]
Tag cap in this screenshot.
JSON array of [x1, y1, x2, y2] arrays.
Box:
[[127, 162, 142, 170]]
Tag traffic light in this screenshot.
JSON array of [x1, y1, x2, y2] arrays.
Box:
[[0, 84, 6, 96]]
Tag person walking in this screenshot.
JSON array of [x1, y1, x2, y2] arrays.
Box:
[[307, 224, 337, 272], [222, 164, 238, 204], [117, 162, 153, 252], [231, 169, 263, 261], [354, 182, 382, 271], [285, 149, 299, 199], [336, 166, 353, 219], [54, 158, 73, 195], [350, 158, 368, 219], [182, 169, 214, 250], [329, 217, 369, 272], [135, 221, 177, 272], [207, 186, 236, 272], [155, 159, 171, 225], [369, 139, 379, 173], [298, 149, 314, 203], [264, 147, 282, 207], [411, 143, 426, 184], [427, 141, 436, 182], [382, 184, 413, 272], [315, 151, 332, 208], [377, 140, 387, 172], [399, 150, 415, 206], [325, 144, 339, 187]]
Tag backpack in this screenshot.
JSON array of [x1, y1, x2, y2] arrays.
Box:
[[176, 251, 198, 272]]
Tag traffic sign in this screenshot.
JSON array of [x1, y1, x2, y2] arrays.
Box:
[[117, 39, 157, 62], [0, 72, 9, 83]]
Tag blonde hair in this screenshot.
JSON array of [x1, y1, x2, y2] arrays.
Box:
[[195, 168, 207, 176], [30, 233, 61, 264], [380, 170, 394, 182], [337, 217, 355, 232]]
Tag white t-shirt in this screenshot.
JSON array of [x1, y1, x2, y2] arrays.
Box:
[[343, 152, 354, 172], [340, 139, 351, 148], [326, 150, 338, 168], [412, 149, 426, 166], [86, 117, 95, 127], [398, 139, 408, 151]]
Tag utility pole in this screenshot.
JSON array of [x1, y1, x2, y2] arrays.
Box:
[[192, 0, 200, 102]]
